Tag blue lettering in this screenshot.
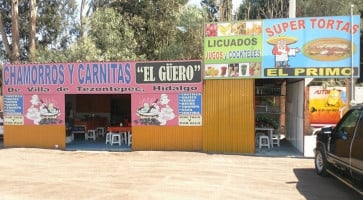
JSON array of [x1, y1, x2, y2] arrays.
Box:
[[85, 64, 92, 84], [51, 64, 58, 84], [117, 64, 125, 83], [44, 65, 51, 84], [10, 67, 16, 84], [17, 68, 23, 84], [31, 66, 37, 84], [124, 63, 131, 84], [92, 63, 99, 84], [110, 63, 118, 84], [99, 64, 107, 84], [24, 66, 31, 84], [3, 67, 9, 84], [38, 65, 44, 84], [59, 64, 64, 84], [78, 64, 85, 84], [67, 64, 74, 84]]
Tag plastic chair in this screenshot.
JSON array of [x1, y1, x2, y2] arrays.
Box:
[[105, 132, 112, 144], [256, 132, 265, 146], [85, 130, 96, 140], [272, 126, 284, 147], [111, 133, 122, 146], [96, 127, 105, 137], [272, 133, 280, 147], [128, 133, 132, 146], [259, 135, 270, 148]]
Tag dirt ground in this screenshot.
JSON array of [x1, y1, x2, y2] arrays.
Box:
[[0, 148, 361, 200]]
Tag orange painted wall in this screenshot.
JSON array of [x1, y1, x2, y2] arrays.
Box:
[[132, 79, 255, 154], [3, 125, 66, 149], [202, 79, 255, 154], [132, 126, 202, 151]]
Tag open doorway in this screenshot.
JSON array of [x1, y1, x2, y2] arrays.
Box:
[[255, 79, 302, 156], [65, 94, 132, 151]]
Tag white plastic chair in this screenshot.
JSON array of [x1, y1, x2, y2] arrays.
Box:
[[272, 133, 280, 147], [259, 135, 270, 149], [85, 130, 96, 140], [96, 127, 105, 137], [255, 132, 265, 147], [272, 126, 284, 147], [111, 133, 122, 146], [128, 133, 132, 146], [105, 132, 112, 144]]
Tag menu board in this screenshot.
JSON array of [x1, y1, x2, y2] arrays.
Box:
[[4, 95, 24, 125], [178, 93, 202, 126], [4, 95, 23, 115]]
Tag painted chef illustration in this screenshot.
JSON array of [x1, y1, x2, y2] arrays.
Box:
[[268, 35, 300, 68], [157, 93, 175, 125], [136, 93, 175, 125]]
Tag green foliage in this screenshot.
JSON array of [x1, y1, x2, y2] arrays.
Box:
[[2, 0, 206, 63], [256, 113, 279, 129], [4, 0, 78, 62], [157, 6, 204, 60], [87, 7, 139, 61], [103, 0, 191, 60], [236, 0, 289, 20], [297, 0, 363, 17], [67, 37, 100, 62]]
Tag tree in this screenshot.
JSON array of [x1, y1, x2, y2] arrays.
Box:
[[0, 0, 78, 63], [35, 7, 139, 62], [157, 6, 204, 60], [297, 0, 363, 17], [0, 0, 20, 63], [236, 0, 289, 20], [29, 0, 37, 62], [102, 0, 189, 60], [87, 7, 138, 61], [200, 0, 219, 22]]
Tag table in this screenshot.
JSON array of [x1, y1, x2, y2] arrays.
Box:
[[255, 127, 275, 148], [107, 126, 132, 146]]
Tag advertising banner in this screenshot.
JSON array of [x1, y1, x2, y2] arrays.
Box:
[[132, 92, 202, 126], [3, 60, 203, 95], [204, 21, 263, 78], [4, 94, 65, 126], [3, 60, 203, 126], [309, 86, 347, 125], [204, 15, 361, 79]]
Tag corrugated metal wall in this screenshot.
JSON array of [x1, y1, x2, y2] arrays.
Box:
[[202, 79, 255, 154], [132, 126, 203, 151], [4, 125, 66, 149]]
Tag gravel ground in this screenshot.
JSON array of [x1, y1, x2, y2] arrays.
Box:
[[0, 148, 361, 200]]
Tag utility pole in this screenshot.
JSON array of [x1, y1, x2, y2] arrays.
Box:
[[289, 0, 296, 18], [350, 4, 355, 106]]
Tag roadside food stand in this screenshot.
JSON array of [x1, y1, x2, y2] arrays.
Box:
[[202, 15, 361, 154], [2, 15, 360, 155], [2, 60, 204, 151]]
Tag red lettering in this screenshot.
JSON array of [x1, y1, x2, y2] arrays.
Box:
[[326, 19, 334, 29], [317, 19, 325, 28], [310, 18, 317, 28], [298, 20, 305, 29], [341, 23, 350, 33], [265, 20, 306, 37], [352, 24, 359, 34], [282, 22, 289, 32], [334, 20, 343, 30], [290, 20, 297, 30], [265, 28, 274, 37]]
